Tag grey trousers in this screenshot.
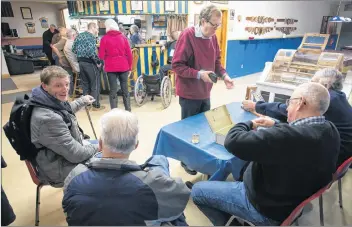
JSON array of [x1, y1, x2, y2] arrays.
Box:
[[79, 61, 101, 108], [107, 71, 131, 111]]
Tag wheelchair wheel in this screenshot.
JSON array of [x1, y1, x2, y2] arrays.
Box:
[[134, 75, 147, 106], [160, 76, 172, 109]]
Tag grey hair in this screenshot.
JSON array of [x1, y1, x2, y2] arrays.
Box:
[[40, 66, 69, 85], [312, 68, 344, 91], [100, 109, 139, 154], [88, 22, 97, 30], [296, 82, 330, 115], [50, 24, 56, 28], [66, 29, 77, 39], [130, 25, 139, 34], [199, 4, 222, 26]]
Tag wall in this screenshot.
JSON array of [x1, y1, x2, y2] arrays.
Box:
[[1, 1, 61, 47]]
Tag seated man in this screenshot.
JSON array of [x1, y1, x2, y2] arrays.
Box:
[[243, 68, 352, 167], [31, 66, 98, 187], [62, 109, 190, 226], [191, 82, 340, 226], [159, 31, 180, 79]]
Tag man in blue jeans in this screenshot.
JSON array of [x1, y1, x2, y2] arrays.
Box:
[[63, 109, 190, 226], [191, 83, 340, 225]]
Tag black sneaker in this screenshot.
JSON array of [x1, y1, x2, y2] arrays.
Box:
[[181, 162, 197, 175], [185, 181, 194, 189]]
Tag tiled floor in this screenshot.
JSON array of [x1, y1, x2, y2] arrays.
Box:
[[1, 70, 351, 226]]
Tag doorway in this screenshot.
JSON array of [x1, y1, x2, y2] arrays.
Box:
[[215, 9, 228, 67]]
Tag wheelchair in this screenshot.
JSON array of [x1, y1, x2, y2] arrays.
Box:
[[134, 73, 172, 109]]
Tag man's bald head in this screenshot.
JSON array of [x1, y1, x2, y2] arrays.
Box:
[[287, 82, 330, 122]]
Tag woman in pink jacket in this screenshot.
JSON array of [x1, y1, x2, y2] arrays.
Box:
[[99, 19, 133, 111]]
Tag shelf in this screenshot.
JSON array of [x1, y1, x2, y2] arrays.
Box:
[[1, 37, 20, 40]]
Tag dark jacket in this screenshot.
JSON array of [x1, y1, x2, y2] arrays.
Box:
[[224, 120, 340, 222], [42, 29, 58, 52], [255, 89, 352, 167], [63, 155, 190, 226], [1, 156, 16, 226], [166, 40, 177, 64]]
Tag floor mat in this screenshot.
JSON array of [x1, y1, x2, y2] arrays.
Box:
[[1, 90, 31, 104], [1, 78, 18, 91]]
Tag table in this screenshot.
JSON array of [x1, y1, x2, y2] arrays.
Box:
[[153, 102, 257, 181]]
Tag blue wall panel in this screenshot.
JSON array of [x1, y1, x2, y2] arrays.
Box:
[[226, 37, 303, 78]]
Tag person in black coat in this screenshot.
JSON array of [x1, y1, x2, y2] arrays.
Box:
[[242, 68, 352, 167], [42, 24, 58, 65], [1, 156, 16, 226]]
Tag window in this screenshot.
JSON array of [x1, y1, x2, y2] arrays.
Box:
[[1, 2, 14, 17]]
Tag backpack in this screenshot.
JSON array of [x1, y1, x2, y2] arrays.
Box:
[[3, 94, 73, 161], [151, 50, 159, 69]]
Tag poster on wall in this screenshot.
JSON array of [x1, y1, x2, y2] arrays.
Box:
[[165, 1, 175, 12], [25, 22, 36, 33], [99, 0, 110, 11], [39, 17, 49, 28], [230, 9, 235, 20], [20, 7, 32, 19], [131, 1, 143, 11], [77, 0, 85, 13]]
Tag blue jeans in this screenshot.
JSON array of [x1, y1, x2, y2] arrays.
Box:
[[191, 181, 280, 226]]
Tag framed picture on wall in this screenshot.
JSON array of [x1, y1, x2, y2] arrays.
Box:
[[165, 1, 175, 12], [98, 0, 110, 11], [20, 7, 32, 19], [131, 1, 143, 11], [25, 22, 36, 33], [210, 1, 228, 4], [39, 17, 49, 28]]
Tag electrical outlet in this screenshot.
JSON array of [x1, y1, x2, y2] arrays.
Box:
[[241, 64, 244, 68]]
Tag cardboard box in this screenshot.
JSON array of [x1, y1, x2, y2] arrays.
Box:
[[205, 105, 235, 146]]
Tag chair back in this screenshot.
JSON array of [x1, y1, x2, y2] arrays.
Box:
[[333, 157, 352, 181], [280, 183, 331, 226], [25, 160, 42, 186]]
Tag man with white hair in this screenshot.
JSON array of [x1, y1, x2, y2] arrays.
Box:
[[42, 24, 58, 65], [63, 109, 190, 226], [192, 82, 340, 225], [242, 68, 352, 167]]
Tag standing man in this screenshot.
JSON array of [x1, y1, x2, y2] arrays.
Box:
[[72, 22, 105, 111], [172, 4, 234, 176], [42, 24, 58, 65], [64, 29, 80, 97]]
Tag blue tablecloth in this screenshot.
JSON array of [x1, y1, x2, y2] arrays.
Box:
[[152, 102, 257, 181]]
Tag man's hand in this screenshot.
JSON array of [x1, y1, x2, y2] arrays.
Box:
[[97, 63, 102, 68], [161, 46, 166, 52], [242, 100, 256, 111], [200, 71, 214, 83], [223, 75, 234, 89], [252, 117, 275, 129], [82, 95, 95, 105]]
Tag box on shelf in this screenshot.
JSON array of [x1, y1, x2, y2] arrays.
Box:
[[205, 105, 235, 146]]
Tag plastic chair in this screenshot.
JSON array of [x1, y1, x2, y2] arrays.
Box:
[[225, 182, 332, 226], [332, 157, 352, 208], [25, 160, 48, 226]]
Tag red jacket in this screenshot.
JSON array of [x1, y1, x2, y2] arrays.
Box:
[[99, 30, 132, 72], [172, 27, 226, 100]]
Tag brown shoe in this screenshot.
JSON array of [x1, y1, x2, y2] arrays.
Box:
[[92, 106, 106, 111]]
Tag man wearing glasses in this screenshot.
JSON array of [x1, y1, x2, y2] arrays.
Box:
[[242, 68, 352, 167], [172, 4, 234, 178], [191, 82, 340, 225]]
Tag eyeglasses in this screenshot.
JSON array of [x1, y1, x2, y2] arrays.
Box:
[[285, 97, 302, 106], [207, 21, 222, 28]]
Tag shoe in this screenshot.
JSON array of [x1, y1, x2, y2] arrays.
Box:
[[92, 106, 106, 111], [181, 162, 197, 175], [185, 181, 194, 189]]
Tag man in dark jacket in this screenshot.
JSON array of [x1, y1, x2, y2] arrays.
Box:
[[63, 109, 190, 226], [42, 24, 58, 65], [242, 68, 352, 167], [191, 82, 340, 225]]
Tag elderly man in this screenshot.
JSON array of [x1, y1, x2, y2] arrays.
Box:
[[172, 4, 234, 176], [63, 109, 190, 226], [242, 68, 352, 167], [64, 29, 80, 97], [42, 24, 58, 65], [30, 66, 98, 187], [191, 82, 340, 226], [73, 22, 105, 111]]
